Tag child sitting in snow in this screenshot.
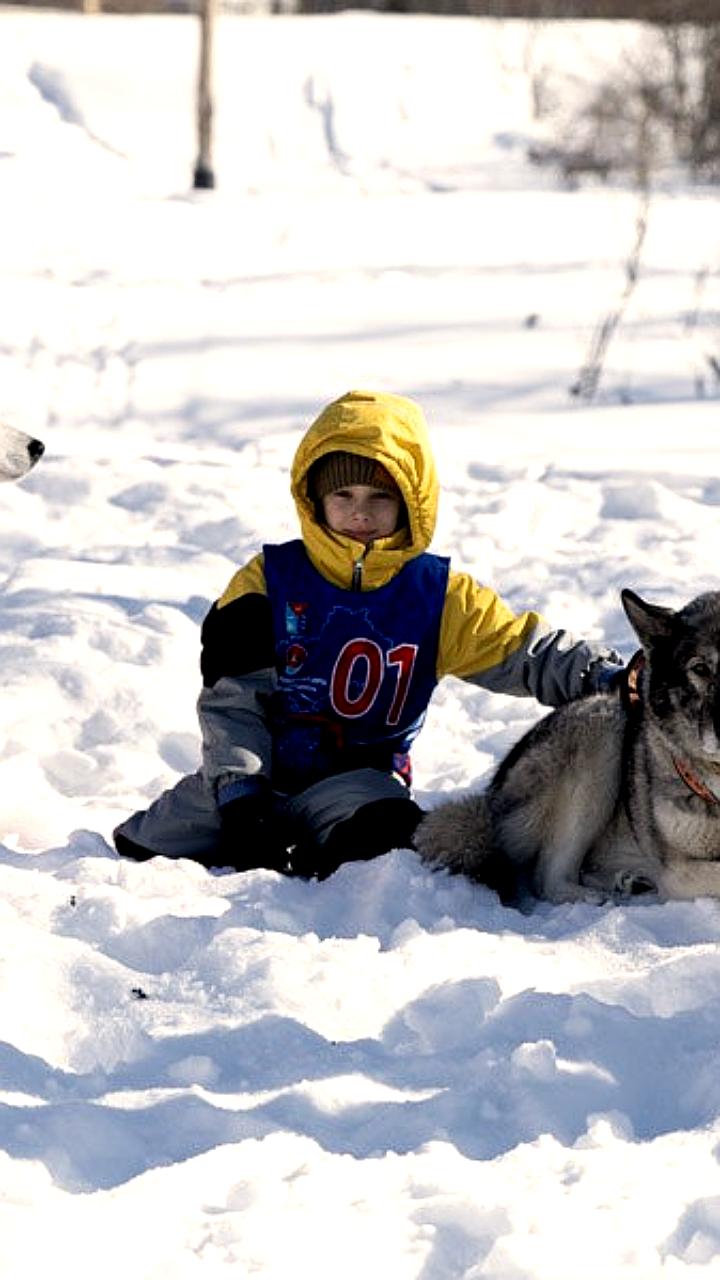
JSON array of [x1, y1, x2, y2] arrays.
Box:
[[113, 389, 623, 879]]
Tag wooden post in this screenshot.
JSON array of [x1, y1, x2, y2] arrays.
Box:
[[193, 0, 216, 189]]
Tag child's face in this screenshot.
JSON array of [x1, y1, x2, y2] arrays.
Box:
[[322, 483, 401, 545]]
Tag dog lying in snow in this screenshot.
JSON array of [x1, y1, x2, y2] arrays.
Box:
[[416, 588, 720, 904], [0, 422, 44, 482]]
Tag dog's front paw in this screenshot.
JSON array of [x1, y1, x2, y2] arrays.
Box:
[[614, 869, 658, 897]]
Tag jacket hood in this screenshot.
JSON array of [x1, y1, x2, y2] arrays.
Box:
[[291, 390, 439, 589]]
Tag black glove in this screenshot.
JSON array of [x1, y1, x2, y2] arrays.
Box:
[[216, 778, 289, 873], [584, 658, 626, 696], [593, 662, 626, 694], [589, 653, 647, 711]]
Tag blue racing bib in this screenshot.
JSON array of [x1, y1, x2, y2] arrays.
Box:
[[263, 540, 449, 792]]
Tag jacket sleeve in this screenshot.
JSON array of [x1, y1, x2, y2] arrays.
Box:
[[197, 553, 277, 795], [438, 569, 623, 706]]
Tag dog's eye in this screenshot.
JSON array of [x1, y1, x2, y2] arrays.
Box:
[[688, 659, 713, 680]]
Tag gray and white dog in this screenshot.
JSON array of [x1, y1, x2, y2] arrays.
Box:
[[0, 422, 44, 482], [416, 589, 720, 904]]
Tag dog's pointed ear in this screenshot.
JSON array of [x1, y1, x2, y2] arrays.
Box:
[[621, 588, 675, 645]]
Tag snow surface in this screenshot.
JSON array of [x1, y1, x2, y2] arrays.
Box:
[[1, 7, 720, 1277]]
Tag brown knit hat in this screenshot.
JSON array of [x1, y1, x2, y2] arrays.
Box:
[[308, 451, 400, 501]]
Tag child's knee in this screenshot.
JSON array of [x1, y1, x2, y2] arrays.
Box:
[[290, 794, 424, 880]]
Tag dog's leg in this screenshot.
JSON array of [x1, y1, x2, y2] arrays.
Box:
[[531, 775, 605, 902], [530, 765, 622, 904]]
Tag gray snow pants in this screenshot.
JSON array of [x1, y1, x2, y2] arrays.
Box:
[[114, 766, 414, 863]]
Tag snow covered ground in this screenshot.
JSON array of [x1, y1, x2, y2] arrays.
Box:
[[1, 7, 720, 1276]]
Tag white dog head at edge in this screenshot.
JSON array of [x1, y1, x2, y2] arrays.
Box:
[[0, 422, 44, 482]]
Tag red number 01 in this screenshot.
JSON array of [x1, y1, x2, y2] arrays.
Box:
[[330, 639, 418, 724]]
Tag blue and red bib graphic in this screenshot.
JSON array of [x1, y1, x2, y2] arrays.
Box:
[[263, 540, 449, 791]]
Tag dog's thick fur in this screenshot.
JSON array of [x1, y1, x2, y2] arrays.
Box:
[[0, 422, 43, 482], [416, 589, 720, 903]]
